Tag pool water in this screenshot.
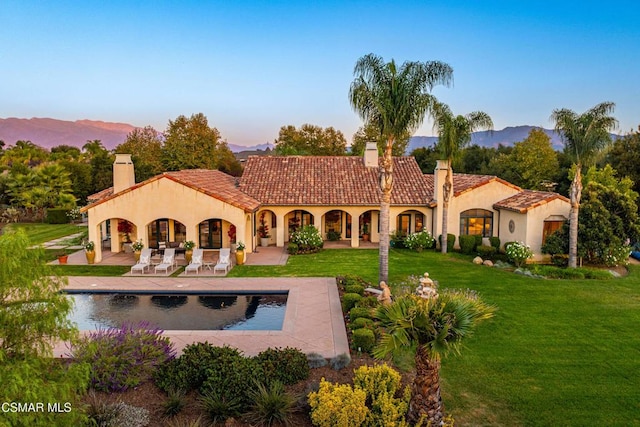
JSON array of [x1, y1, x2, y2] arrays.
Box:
[[66, 291, 288, 331]]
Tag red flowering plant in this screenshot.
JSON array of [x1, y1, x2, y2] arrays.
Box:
[[117, 220, 133, 242], [228, 224, 237, 243], [258, 212, 270, 238]]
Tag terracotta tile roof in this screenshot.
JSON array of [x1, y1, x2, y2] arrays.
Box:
[[453, 174, 521, 196], [82, 169, 260, 213], [239, 156, 430, 206], [87, 187, 113, 203], [493, 190, 569, 213]]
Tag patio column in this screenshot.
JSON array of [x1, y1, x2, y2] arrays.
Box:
[[276, 214, 285, 247], [109, 218, 120, 253], [351, 214, 360, 248], [90, 222, 103, 263]]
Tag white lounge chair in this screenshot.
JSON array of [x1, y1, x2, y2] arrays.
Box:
[[155, 248, 176, 274], [185, 248, 204, 275], [214, 248, 232, 275], [131, 249, 152, 274]]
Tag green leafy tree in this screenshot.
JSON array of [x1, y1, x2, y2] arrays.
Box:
[[274, 123, 347, 156], [349, 53, 453, 283], [432, 102, 493, 253], [410, 145, 440, 174], [551, 102, 618, 268], [0, 229, 89, 425], [0, 140, 49, 170], [83, 140, 114, 193], [605, 126, 640, 196], [351, 122, 410, 156], [458, 144, 499, 175], [116, 126, 165, 182], [374, 289, 495, 424]]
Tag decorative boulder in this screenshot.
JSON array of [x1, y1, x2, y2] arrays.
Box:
[[483, 260, 494, 267], [473, 256, 483, 265]]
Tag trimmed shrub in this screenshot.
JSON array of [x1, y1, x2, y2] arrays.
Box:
[[404, 231, 436, 252], [489, 236, 501, 250], [308, 379, 369, 427], [255, 347, 310, 385], [352, 328, 376, 353], [329, 353, 351, 370], [287, 242, 299, 255], [46, 208, 70, 224], [344, 284, 365, 295], [439, 234, 456, 252], [337, 275, 372, 290], [342, 293, 362, 313], [349, 306, 373, 321], [474, 234, 483, 250], [506, 241, 533, 267], [307, 352, 328, 369], [459, 235, 476, 254], [353, 364, 409, 427], [503, 241, 517, 253], [289, 225, 323, 254], [390, 230, 406, 249], [349, 317, 375, 330], [326, 230, 341, 241], [357, 295, 379, 308], [71, 322, 175, 392], [477, 245, 497, 258]]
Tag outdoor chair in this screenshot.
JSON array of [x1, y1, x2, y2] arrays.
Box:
[[185, 248, 204, 274], [214, 248, 232, 275], [130, 249, 152, 274], [155, 248, 176, 274]]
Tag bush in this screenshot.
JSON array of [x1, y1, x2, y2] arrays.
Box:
[[200, 347, 262, 410], [349, 317, 375, 330], [404, 231, 436, 252], [286, 242, 299, 255], [71, 322, 175, 392], [307, 352, 328, 369], [477, 245, 497, 258], [489, 236, 501, 250], [255, 347, 310, 385], [351, 328, 376, 353], [289, 225, 323, 254], [329, 353, 351, 370], [342, 293, 362, 313], [357, 295, 379, 308], [199, 389, 243, 424], [46, 208, 70, 224], [459, 235, 476, 254], [474, 234, 483, 250], [506, 241, 533, 267], [353, 364, 409, 427], [337, 275, 372, 291], [390, 230, 406, 249], [163, 389, 187, 417], [308, 379, 369, 427], [349, 306, 373, 321], [551, 254, 569, 267], [245, 380, 297, 427], [439, 234, 456, 252], [344, 284, 365, 295], [326, 230, 341, 241]]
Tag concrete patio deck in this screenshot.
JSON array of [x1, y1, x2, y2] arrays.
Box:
[[55, 276, 349, 359]]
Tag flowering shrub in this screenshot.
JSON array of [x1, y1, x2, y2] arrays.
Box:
[[66, 207, 81, 222], [603, 243, 631, 267], [70, 322, 175, 392], [506, 241, 533, 267], [404, 231, 435, 252], [84, 240, 95, 251], [308, 380, 369, 427], [289, 225, 323, 254], [131, 240, 144, 251]]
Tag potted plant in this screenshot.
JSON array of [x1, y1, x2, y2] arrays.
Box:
[[258, 212, 270, 247], [57, 250, 69, 265], [228, 224, 237, 253], [117, 220, 133, 244], [84, 241, 96, 264], [362, 222, 370, 242], [183, 240, 196, 264], [235, 241, 246, 265], [132, 240, 144, 261]]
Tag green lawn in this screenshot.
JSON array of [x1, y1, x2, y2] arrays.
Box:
[[232, 248, 640, 426], [4, 222, 86, 245]]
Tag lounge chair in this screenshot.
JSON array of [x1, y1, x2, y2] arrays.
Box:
[[155, 248, 176, 274], [185, 248, 204, 275], [214, 248, 232, 275], [130, 249, 153, 274]]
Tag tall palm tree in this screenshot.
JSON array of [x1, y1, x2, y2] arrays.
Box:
[[551, 102, 617, 268], [374, 289, 495, 424], [432, 102, 493, 253], [349, 53, 453, 283]]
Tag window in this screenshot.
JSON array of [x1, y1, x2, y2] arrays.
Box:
[[460, 209, 493, 237], [542, 220, 565, 244], [288, 210, 313, 234], [397, 214, 411, 236], [199, 219, 222, 249], [415, 213, 424, 232], [325, 210, 342, 233]]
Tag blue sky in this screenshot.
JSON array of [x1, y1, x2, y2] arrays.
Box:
[[1, 1, 638, 146]]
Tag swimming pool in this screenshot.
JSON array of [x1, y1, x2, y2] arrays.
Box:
[[66, 290, 288, 331]]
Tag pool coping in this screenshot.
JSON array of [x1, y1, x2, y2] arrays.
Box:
[[55, 276, 350, 359]]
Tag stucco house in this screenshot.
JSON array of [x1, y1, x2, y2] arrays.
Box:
[[82, 146, 569, 263]]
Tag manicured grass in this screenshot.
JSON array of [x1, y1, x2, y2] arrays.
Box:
[[51, 265, 131, 276], [232, 248, 640, 426], [4, 222, 86, 245]]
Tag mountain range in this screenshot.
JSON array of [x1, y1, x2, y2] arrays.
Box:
[[0, 117, 598, 154]]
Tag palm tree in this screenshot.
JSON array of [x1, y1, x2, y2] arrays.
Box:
[[432, 102, 493, 253], [374, 289, 495, 424], [551, 102, 617, 268], [349, 53, 453, 283]]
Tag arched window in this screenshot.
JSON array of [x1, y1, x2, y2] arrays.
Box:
[[460, 209, 493, 237]]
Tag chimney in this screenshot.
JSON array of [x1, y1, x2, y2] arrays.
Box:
[[113, 154, 135, 193], [433, 159, 450, 203], [363, 142, 378, 167]]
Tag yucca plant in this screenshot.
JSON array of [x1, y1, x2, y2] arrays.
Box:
[[244, 380, 297, 426]]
